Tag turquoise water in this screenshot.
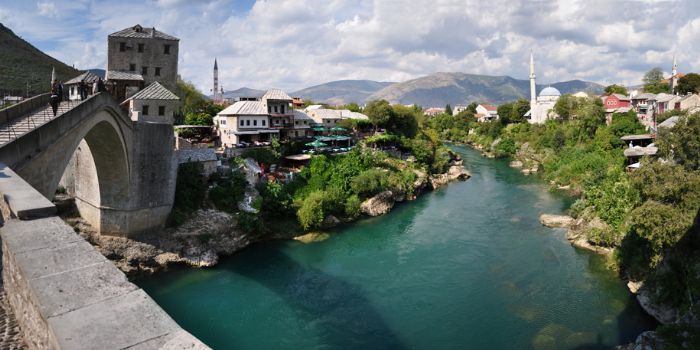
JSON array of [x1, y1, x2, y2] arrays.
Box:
[[137, 145, 656, 349]]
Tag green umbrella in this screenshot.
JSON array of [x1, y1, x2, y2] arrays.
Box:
[[316, 136, 333, 142], [330, 126, 347, 132], [334, 135, 351, 141], [305, 140, 328, 148], [312, 127, 326, 132]]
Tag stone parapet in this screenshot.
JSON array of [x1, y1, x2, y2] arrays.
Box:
[[0, 169, 209, 349]]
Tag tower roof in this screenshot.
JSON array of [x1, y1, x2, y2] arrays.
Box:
[[214, 59, 218, 70], [109, 24, 179, 41]]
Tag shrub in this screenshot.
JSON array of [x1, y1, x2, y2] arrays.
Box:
[[351, 169, 388, 198], [345, 195, 362, 219], [209, 171, 247, 213], [171, 162, 207, 226], [297, 190, 326, 230], [241, 147, 278, 166], [494, 137, 517, 157]]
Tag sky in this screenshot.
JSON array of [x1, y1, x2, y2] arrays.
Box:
[[1, 0, 699, 93]]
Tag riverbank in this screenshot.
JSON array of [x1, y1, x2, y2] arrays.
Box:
[[60, 160, 470, 276]]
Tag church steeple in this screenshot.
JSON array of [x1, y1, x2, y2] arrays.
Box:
[[529, 50, 537, 107]]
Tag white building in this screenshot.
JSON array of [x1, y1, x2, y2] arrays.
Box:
[[524, 51, 561, 124], [475, 104, 498, 122], [305, 108, 369, 128], [64, 71, 100, 101]]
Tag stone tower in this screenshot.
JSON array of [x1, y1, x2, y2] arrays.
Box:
[[529, 50, 537, 110]]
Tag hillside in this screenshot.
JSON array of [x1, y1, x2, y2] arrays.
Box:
[[291, 80, 394, 105], [220, 87, 265, 100], [367, 72, 604, 106], [0, 23, 80, 96]]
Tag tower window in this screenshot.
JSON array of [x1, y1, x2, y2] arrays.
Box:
[[141, 66, 148, 75], [164, 44, 171, 54], [155, 67, 161, 76], [138, 43, 144, 53], [253, 120, 257, 126], [119, 42, 126, 52], [240, 119, 244, 126], [262, 120, 266, 126], [158, 106, 165, 116], [142, 105, 149, 115], [129, 63, 136, 71], [246, 120, 250, 126]]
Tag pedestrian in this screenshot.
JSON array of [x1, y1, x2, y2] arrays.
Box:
[[92, 79, 99, 95], [79, 80, 87, 100], [57, 81, 63, 102], [49, 81, 60, 116], [96, 77, 106, 93]]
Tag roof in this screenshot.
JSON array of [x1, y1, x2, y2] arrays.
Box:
[[262, 88, 292, 101], [305, 105, 323, 110], [106, 70, 144, 81], [178, 149, 217, 164], [480, 104, 497, 111], [611, 93, 630, 101], [632, 93, 656, 100], [126, 82, 179, 101], [651, 93, 679, 103], [621, 134, 654, 141], [539, 86, 561, 97], [109, 24, 179, 41], [293, 109, 314, 121], [218, 100, 267, 115], [624, 146, 658, 157], [307, 108, 369, 121], [658, 116, 680, 129], [65, 71, 100, 85]]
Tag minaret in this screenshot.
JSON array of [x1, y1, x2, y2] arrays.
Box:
[[213, 58, 220, 101], [529, 50, 537, 109], [670, 55, 678, 94]]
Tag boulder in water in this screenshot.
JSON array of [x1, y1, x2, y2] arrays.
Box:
[[539, 214, 575, 228]]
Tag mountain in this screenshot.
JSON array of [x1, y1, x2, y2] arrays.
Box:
[[291, 80, 394, 105], [87, 68, 105, 79], [221, 87, 266, 100], [367, 72, 604, 107], [0, 23, 80, 96]]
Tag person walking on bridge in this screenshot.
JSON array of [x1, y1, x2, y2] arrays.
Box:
[[96, 78, 106, 93], [57, 81, 64, 102], [49, 80, 60, 116]]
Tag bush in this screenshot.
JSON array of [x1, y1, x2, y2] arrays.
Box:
[[494, 137, 517, 157], [297, 190, 326, 230], [351, 169, 388, 198], [171, 163, 207, 225], [241, 147, 279, 166], [345, 195, 362, 218], [209, 171, 247, 213]]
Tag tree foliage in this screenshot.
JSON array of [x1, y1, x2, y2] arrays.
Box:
[[604, 84, 628, 95], [676, 73, 700, 95], [657, 113, 700, 171], [643, 67, 670, 94]]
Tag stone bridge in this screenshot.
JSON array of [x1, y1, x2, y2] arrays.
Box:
[[0, 92, 177, 235], [0, 95, 209, 348]]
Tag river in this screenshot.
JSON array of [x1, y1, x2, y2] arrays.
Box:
[[136, 145, 656, 349]]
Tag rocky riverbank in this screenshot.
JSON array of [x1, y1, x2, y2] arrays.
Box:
[[59, 158, 471, 276]]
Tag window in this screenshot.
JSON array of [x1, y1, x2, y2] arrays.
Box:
[[262, 120, 266, 126], [141, 66, 148, 75], [158, 106, 165, 116], [164, 44, 171, 54], [240, 119, 244, 126], [129, 63, 136, 71], [273, 106, 278, 113], [246, 120, 250, 126], [138, 43, 144, 53], [142, 105, 149, 115], [274, 119, 279, 125], [253, 120, 257, 126], [220, 119, 226, 125], [119, 42, 126, 52], [280, 105, 285, 114], [268, 105, 272, 113], [155, 67, 161, 76]]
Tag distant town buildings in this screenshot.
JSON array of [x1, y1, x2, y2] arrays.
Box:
[[64, 71, 100, 101], [424, 107, 445, 116], [475, 104, 498, 122]]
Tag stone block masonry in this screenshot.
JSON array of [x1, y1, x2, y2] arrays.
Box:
[[0, 167, 209, 349]]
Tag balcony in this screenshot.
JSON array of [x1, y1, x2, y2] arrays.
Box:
[[269, 122, 294, 129]]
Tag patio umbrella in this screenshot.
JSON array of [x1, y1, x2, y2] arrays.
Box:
[[305, 140, 328, 148], [330, 126, 347, 132], [312, 127, 326, 132]]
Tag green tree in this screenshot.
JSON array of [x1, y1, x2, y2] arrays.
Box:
[[604, 84, 628, 95], [297, 190, 326, 230], [643, 67, 670, 94], [467, 102, 478, 114], [344, 102, 361, 112], [445, 104, 453, 115], [387, 104, 419, 137], [676, 73, 700, 95], [609, 110, 646, 138], [364, 99, 395, 131], [184, 112, 213, 126], [657, 113, 700, 171], [554, 95, 586, 120]]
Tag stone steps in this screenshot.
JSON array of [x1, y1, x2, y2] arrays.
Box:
[[0, 101, 82, 146]]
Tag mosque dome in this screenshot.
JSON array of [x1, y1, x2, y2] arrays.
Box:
[[539, 87, 561, 97]]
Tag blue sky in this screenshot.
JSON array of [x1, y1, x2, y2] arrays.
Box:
[[1, 0, 699, 93]]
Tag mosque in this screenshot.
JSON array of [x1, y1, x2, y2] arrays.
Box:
[[524, 52, 561, 124]]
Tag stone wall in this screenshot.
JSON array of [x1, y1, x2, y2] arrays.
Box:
[[107, 34, 179, 91], [0, 164, 209, 349]]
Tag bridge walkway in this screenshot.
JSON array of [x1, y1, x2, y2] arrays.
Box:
[[0, 100, 84, 148]]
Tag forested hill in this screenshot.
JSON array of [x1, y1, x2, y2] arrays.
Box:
[[0, 23, 80, 96]]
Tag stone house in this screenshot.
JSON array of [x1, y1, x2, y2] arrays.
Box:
[[64, 71, 100, 101], [178, 148, 219, 178], [674, 93, 700, 112], [475, 104, 499, 122], [106, 24, 179, 101], [122, 82, 180, 123], [305, 108, 369, 129]]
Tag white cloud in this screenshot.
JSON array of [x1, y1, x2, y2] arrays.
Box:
[[4, 0, 700, 93]]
